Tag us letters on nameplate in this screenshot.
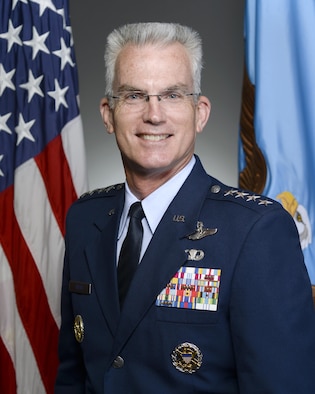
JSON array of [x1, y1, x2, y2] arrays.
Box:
[[156, 266, 221, 311]]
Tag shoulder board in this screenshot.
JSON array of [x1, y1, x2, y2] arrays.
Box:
[[79, 183, 124, 199], [208, 184, 276, 208]]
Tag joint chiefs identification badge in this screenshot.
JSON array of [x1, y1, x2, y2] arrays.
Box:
[[171, 342, 203, 373], [74, 315, 84, 343]]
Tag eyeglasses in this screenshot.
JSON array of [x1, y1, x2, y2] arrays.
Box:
[[110, 90, 201, 110]]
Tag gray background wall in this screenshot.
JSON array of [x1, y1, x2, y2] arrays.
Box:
[[69, 0, 245, 190]]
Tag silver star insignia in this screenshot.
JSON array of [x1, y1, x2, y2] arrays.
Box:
[[224, 189, 238, 196], [246, 194, 261, 202], [234, 191, 249, 199], [258, 199, 273, 206]]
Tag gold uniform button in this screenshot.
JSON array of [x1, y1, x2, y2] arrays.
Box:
[[112, 356, 124, 368]]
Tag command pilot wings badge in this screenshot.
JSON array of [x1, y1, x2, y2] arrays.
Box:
[[186, 221, 217, 240]]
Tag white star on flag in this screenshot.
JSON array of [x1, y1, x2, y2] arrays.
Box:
[[48, 78, 69, 111], [0, 20, 23, 52], [53, 37, 75, 69], [0, 64, 16, 96], [23, 27, 50, 60], [15, 114, 36, 145], [20, 70, 44, 102], [0, 113, 12, 134]]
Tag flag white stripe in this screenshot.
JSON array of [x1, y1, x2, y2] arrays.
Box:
[[0, 246, 45, 394], [61, 115, 88, 195], [14, 159, 65, 327]]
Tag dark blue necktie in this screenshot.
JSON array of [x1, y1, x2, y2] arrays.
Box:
[[117, 202, 145, 307]]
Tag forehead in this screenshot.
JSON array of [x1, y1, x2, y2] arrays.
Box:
[[113, 42, 193, 90]]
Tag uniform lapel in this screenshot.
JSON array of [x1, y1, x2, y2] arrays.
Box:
[[111, 157, 213, 355], [84, 195, 124, 337]]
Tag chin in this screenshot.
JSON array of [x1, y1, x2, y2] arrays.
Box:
[[133, 157, 172, 174]]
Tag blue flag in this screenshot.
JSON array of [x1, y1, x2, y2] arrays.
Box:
[[240, 0, 315, 283]]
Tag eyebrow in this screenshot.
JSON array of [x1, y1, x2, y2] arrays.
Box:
[[116, 83, 191, 93], [116, 85, 141, 93]]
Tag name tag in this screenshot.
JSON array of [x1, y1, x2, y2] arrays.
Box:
[[69, 280, 92, 295], [156, 266, 221, 311]]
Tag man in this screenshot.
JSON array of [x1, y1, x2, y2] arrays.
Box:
[[55, 22, 315, 393]]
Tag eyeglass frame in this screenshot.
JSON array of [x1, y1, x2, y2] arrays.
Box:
[[108, 90, 201, 109]]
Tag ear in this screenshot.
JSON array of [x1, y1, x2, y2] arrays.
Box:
[[195, 95, 211, 134], [100, 97, 115, 134]]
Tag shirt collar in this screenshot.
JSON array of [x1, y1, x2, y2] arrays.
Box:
[[118, 186, 139, 240], [118, 156, 195, 238], [142, 157, 195, 234]]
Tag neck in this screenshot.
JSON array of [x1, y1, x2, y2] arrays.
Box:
[[123, 155, 194, 199], [125, 170, 174, 200]]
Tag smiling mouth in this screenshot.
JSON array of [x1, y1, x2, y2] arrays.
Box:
[[139, 134, 170, 141]]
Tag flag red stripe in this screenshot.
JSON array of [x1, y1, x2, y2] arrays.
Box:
[[0, 337, 16, 394], [35, 134, 78, 236], [0, 187, 59, 393]]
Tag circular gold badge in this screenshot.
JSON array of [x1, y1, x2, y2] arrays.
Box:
[[171, 342, 203, 373], [74, 315, 84, 343]]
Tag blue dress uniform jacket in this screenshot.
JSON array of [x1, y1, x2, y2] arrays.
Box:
[[55, 156, 315, 394]]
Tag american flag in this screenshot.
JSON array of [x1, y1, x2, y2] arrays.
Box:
[[0, 0, 87, 392]]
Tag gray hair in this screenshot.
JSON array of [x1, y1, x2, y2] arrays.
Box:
[[104, 22, 203, 98]]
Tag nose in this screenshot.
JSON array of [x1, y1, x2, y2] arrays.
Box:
[[142, 95, 166, 124]]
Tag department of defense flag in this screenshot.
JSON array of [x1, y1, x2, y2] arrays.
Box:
[[239, 0, 315, 283]]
